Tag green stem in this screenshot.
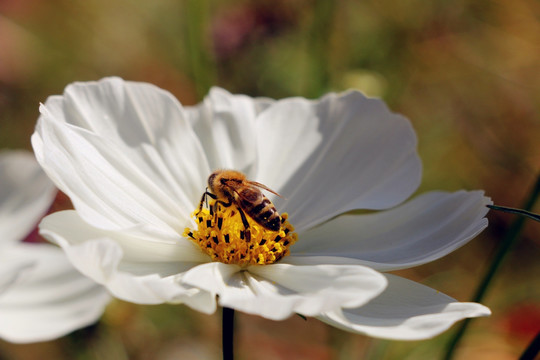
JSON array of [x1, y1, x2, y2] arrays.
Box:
[[185, 0, 216, 100], [443, 174, 540, 360], [306, 0, 336, 98], [222, 307, 235, 360]]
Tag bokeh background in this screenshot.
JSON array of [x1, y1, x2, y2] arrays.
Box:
[[1, 0, 539, 359]]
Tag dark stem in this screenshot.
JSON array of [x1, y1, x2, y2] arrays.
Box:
[[487, 205, 540, 222], [443, 174, 540, 360], [520, 331, 540, 360], [222, 307, 235, 360]]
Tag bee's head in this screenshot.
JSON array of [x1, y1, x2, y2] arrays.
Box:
[[207, 170, 222, 193], [207, 169, 246, 197]]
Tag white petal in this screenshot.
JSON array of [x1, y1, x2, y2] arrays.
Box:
[[0, 260, 34, 294], [0, 243, 111, 343], [141, 276, 216, 314], [186, 87, 274, 176], [0, 151, 56, 246], [40, 210, 208, 264], [39, 211, 214, 311], [182, 262, 387, 320], [318, 274, 491, 340], [62, 237, 213, 309], [294, 191, 490, 271], [254, 91, 421, 232], [32, 77, 209, 231]]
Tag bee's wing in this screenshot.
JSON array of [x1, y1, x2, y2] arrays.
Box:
[[247, 181, 283, 198]]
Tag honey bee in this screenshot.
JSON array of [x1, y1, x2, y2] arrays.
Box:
[[197, 170, 282, 239]]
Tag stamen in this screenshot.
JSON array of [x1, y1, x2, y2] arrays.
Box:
[[184, 200, 297, 266], [217, 217, 223, 230]]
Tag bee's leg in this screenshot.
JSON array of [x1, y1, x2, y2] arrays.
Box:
[[236, 207, 251, 242], [204, 187, 213, 208], [212, 200, 232, 226], [196, 189, 217, 215]]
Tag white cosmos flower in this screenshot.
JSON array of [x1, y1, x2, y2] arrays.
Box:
[[0, 150, 111, 343], [33, 77, 491, 340]]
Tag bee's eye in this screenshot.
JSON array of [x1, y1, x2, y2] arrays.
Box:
[[208, 173, 217, 187]]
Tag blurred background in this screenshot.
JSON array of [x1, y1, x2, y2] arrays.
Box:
[[0, 0, 539, 359]]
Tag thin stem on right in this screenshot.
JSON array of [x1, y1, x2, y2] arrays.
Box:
[[443, 174, 540, 360], [519, 331, 540, 360]]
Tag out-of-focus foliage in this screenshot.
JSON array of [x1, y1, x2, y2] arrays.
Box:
[[0, 0, 538, 359]]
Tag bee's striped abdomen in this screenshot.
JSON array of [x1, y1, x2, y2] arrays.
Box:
[[238, 188, 281, 231]]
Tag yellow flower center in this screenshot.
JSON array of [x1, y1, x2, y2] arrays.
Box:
[[184, 200, 297, 266]]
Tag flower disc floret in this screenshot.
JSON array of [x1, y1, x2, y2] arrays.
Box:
[[184, 200, 297, 266]]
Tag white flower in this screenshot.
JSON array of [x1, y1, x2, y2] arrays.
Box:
[[0, 150, 111, 343], [33, 77, 491, 340]]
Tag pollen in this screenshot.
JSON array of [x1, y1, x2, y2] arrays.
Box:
[[183, 200, 297, 266]]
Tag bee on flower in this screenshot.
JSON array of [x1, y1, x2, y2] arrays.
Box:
[[33, 77, 491, 340]]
